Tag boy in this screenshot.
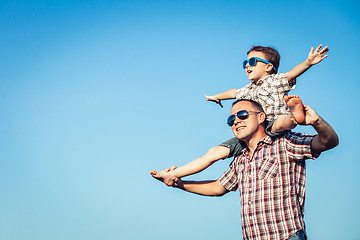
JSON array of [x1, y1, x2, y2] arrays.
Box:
[[150, 45, 328, 186]]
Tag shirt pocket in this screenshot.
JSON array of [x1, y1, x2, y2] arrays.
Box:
[[257, 157, 279, 179]]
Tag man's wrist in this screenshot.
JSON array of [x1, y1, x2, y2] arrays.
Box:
[[311, 117, 321, 127]]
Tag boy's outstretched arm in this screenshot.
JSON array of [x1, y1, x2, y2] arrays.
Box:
[[287, 44, 329, 82], [150, 145, 230, 186], [205, 88, 237, 108], [172, 178, 228, 197]]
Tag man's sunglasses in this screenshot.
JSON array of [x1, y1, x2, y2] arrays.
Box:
[[227, 110, 261, 126], [242, 57, 276, 71]]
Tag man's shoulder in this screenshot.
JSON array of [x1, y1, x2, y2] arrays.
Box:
[[281, 131, 317, 144]]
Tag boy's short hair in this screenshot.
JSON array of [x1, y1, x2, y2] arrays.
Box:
[[247, 46, 280, 74]]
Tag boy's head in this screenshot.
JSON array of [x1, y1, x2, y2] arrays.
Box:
[[244, 46, 280, 81]]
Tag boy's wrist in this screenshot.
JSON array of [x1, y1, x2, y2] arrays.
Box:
[[305, 59, 313, 67]]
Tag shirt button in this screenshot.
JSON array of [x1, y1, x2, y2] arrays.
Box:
[[249, 201, 251, 205]]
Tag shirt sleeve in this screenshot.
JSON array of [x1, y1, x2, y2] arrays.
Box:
[[219, 159, 239, 191], [235, 84, 252, 100], [273, 73, 296, 94], [219, 137, 247, 158], [285, 131, 320, 160]]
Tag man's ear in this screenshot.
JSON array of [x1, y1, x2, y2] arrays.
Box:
[[258, 112, 266, 124]]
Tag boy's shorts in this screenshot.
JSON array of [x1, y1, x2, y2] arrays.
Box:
[[219, 119, 289, 158]]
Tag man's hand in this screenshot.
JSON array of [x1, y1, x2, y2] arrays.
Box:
[[299, 104, 320, 126], [205, 94, 223, 108], [307, 44, 329, 66], [171, 176, 184, 189]]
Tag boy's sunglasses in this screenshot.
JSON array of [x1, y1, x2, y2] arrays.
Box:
[[227, 110, 261, 126], [242, 57, 276, 71]]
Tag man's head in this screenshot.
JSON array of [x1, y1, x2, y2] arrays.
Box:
[[243, 46, 280, 81], [227, 99, 267, 142]]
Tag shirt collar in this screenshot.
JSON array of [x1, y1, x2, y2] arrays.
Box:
[[251, 74, 274, 86], [239, 135, 273, 157]]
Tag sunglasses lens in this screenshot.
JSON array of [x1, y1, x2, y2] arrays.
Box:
[[242, 60, 248, 69], [249, 57, 256, 66], [236, 110, 249, 120], [227, 115, 235, 126], [227, 111, 249, 126]]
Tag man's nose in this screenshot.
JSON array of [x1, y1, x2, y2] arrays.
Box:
[[233, 116, 243, 125]]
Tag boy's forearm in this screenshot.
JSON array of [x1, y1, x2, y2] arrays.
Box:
[[287, 60, 312, 81], [176, 179, 228, 196], [213, 89, 237, 100], [171, 146, 230, 178]]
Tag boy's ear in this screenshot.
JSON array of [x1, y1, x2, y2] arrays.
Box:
[[265, 64, 274, 73]]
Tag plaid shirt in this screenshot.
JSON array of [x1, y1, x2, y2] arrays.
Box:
[[219, 132, 318, 240], [235, 73, 296, 121]]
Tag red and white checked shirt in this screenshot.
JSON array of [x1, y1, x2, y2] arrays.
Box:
[[235, 73, 296, 121], [219, 132, 318, 240]]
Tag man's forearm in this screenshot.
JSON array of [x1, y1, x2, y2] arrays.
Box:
[[311, 117, 339, 153]]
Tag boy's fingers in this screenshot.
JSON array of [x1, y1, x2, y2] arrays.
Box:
[[320, 46, 329, 53], [315, 44, 322, 51]]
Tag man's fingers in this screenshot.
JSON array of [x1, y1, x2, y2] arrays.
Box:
[[218, 101, 223, 108]]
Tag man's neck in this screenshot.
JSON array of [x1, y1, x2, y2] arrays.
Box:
[[243, 131, 267, 157]]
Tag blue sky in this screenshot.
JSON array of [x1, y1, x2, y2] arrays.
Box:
[[1, 0, 359, 239]]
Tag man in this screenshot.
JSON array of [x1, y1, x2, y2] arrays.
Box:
[[152, 98, 338, 240]]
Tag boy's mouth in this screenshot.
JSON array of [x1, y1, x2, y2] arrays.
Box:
[[247, 69, 252, 74]]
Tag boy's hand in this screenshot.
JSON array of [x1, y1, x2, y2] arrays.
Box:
[[307, 44, 329, 66], [205, 94, 223, 108], [150, 166, 177, 186]]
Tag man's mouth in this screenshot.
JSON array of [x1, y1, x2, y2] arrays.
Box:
[[236, 126, 245, 131], [247, 69, 252, 74]]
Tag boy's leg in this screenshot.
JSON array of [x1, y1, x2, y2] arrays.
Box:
[[219, 137, 247, 158], [270, 115, 296, 133], [265, 119, 289, 138]]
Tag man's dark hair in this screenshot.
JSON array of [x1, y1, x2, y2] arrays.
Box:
[[232, 99, 265, 113], [232, 99, 266, 126], [247, 46, 280, 74]]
